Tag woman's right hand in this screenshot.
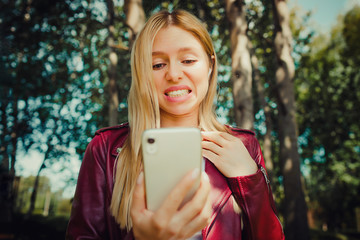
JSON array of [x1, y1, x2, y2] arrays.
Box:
[[130, 169, 212, 240]]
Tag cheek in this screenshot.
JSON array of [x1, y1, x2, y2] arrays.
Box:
[[200, 80, 210, 96], [193, 70, 210, 90]]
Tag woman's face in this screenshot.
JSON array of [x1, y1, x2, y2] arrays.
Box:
[[152, 26, 211, 122]]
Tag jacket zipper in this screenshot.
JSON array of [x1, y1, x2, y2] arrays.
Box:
[[260, 166, 270, 191], [260, 165, 285, 233]]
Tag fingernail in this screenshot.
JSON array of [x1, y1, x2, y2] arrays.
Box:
[[137, 172, 144, 184], [191, 168, 200, 179]]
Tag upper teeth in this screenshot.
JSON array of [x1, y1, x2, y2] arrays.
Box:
[[166, 89, 190, 97]]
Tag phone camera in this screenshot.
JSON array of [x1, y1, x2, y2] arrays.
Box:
[[147, 138, 155, 144]]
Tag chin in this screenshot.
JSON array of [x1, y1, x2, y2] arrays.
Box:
[[162, 107, 197, 116]]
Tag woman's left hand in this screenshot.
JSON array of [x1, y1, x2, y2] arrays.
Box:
[[201, 131, 258, 178]]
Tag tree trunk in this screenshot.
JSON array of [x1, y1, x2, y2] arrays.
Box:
[[251, 49, 275, 183], [27, 161, 46, 216], [43, 190, 51, 217], [0, 99, 10, 224], [107, 0, 119, 127], [124, 0, 145, 47], [27, 138, 51, 216], [196, 0, 206, 21], [10, 97, 18, 177], [0, 96, 15, 225], [107, 0, 145, 126], [272, 0, 310, 239], [225, 0, 253, 130]]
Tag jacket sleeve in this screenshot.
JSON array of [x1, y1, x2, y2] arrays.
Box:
[[227, 135, 285, 240], [65, 134, 134, 240]]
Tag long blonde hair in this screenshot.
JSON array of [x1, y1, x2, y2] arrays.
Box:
[[110, 9, 227, 230]]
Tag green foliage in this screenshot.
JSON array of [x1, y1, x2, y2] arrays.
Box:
[[342, 5, 360, 66], [0, 0, 132, 176], [15, 175, 68, 216], [0, 0, 91, 168], [1, 0, 359, 234], [296, 6, 360, 231]]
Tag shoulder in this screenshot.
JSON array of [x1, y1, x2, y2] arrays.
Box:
[[225, 124, 255, 136], [91, 122, 129, 155], [95, 122, 129, 136], [225, 124, 259, 148], [225, 125, 263, 165]]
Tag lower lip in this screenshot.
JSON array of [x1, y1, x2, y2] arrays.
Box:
[[164, 92, 192, 102]]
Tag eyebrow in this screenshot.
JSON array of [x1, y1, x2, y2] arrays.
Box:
[[152, 47, 196, 56]]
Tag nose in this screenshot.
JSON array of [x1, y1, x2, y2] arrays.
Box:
[[165, 62, 182, 82]]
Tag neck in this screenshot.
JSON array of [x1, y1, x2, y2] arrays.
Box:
[[160, 110, 199, 128]]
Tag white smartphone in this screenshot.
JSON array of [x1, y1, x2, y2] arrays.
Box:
[[142, 127, 202, 211]]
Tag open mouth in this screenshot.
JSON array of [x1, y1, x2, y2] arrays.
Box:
[[165, 89, 191, 98]]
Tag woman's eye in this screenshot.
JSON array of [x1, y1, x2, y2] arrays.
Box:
[[152, 63, 165, 70], [182, 59, 197, 64]]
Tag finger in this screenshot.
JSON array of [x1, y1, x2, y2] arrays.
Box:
[[131, 172, 147, 220], [219, 131, 238, 141], [182, 199, 212, 238], [201, 131, 227, 147], [181, 175, 213, 238], [184, 196, 212, 237], [154, 168, 200, 221], [169, 172, 211, 226], [202, 149, 220, 167], [202, 139, 223, 155]]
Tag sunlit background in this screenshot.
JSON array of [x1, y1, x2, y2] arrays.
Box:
[[15, 0, 360, 205], [1, 0, 359, 239]]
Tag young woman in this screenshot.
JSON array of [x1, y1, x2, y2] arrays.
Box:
[[66, 9, 284, 240]]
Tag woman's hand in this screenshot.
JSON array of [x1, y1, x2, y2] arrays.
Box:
[[131, 169, 212, 240], [201, 131, 258, 178]]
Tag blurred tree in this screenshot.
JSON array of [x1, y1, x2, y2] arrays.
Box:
[[6, 0, 356, 236], [124, 0, 145, 46], [106, 0, 145, 126], [296, 5, 360, 231], [107, 0, 120, 127], [224, 0, 253, 130], [251, 46, 275, 180], [27, 98, 75, 216], [272, 0, 310, 239], [246, 0, 279, 187], [0, 0, 78, 224], [15, 175, 51, 214], [56, 197, 73, 217], [0, 0, 122, 222]]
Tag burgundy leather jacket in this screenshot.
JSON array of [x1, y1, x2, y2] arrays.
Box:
[[66, 123, 284, 240]]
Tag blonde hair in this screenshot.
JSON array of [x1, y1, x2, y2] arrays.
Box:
[[110, 9, 227, 230]]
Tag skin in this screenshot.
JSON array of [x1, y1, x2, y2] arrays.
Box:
[[151, 26, 211, 128], [201, 131, 257, 178], [130, 25, 257, 240], [131, 170, 212, 240]]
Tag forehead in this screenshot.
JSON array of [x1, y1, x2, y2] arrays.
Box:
[[152, 26, 206, 54]]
